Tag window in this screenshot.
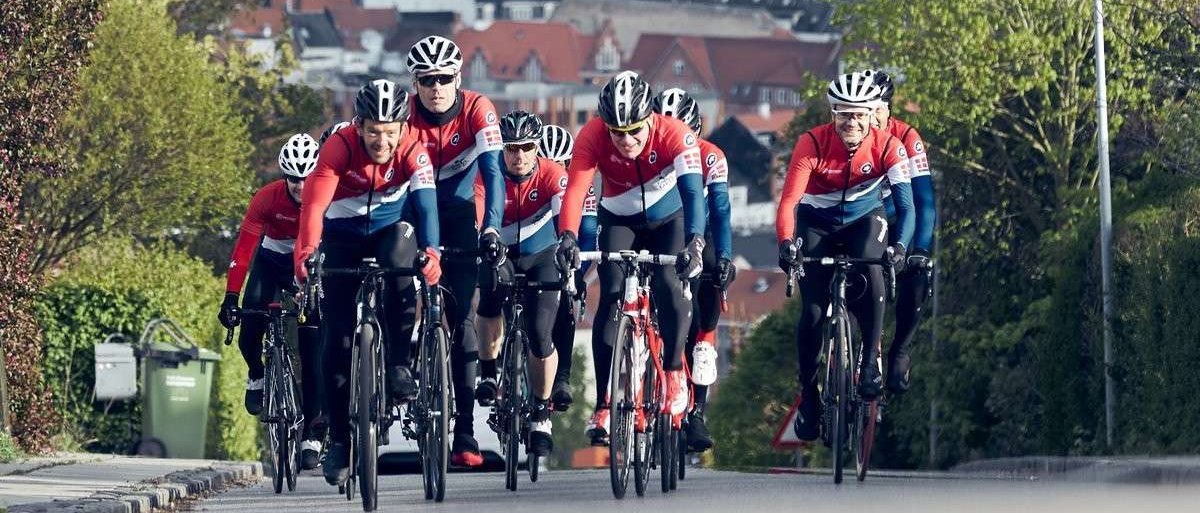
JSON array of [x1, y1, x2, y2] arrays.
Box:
[[758, 86, 770, 104], [470, 54, 488, 81], [673, 59, 685, 76], [774, 87, 787, 105], [524, 55, 542, 82], [595, 37, 619, 71], [508, 4, 532, 20]]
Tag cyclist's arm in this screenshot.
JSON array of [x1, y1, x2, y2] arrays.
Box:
[[669, 127, 706, 238], [295, 139, 347, 272], [224, 186, 270, 293], [776, 133, 818, 242], [707, 182, 733, 260], [472, 174, 486, 230], [558, 122, 601, 237], [883, 141, 915, 249], [905, 130, 936, 252], [472, 97, 505, 232], [403, 145, 441, 250]]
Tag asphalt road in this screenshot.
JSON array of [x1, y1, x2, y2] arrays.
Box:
[[192, 465, 1200, 513]]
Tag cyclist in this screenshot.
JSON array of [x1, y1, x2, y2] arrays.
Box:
[[471, 111, 597, 457], [538, 124, 596, 411], [218, 133, 326, 470], [775, 71, 915, 441], [405, 35, 505, 467], [867, 70, 937, 395], [651, 88, 734, 453], [556, 71, 707, 445], [292, 79, 442, 486]]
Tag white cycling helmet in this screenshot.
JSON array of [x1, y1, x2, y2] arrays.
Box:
[[539, 124, 574, 162], [598, 70, 653, 128], [652, 88, 702, 133], [279, 133, 320, 179], [827, 71, 884, 111], [406, 35, 463, 75]]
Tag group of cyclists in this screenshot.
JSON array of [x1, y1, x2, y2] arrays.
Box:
[[216, 32, 936, 492]]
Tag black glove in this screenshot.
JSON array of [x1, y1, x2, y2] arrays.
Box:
[[717, 257, 737, 290], [573, 270, 588, 302], [887, 244, 907, 274], [676, 235, 705, 279], [479, 230, 506, 268], [778, 239, 801, 272], [218, 292, 241, 329], [556, 231, 580, 273], [907, 248, 932, 271]]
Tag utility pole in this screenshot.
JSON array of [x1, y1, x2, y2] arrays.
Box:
[[1092, 0, 1116, 449]]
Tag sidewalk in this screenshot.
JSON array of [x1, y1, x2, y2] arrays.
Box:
[[951, 456, 1200, 484], [0, 453, 261, 513]]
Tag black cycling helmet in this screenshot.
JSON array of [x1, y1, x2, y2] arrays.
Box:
[[652, 88, 702, 134], [319, 120, 351, 146], [598, 71, 653, 128], [499, 110, 544, 145], [869, 69, 895, 104], [354, 79, 409, 123]]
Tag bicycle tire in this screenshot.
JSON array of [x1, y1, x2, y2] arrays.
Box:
[[677, 428, 687, 481], [633, 344, 655, 497], [669, 426, 678, 491], [856, 398, 878, 482], [831, 314, 849, 485], [424, 325, 450, 502], [659, 411, 672, 493], [529, 453, 539, 482], [356, 323, 379, 511], [503, 328, 523, 491], [608, 316, 635, 499], [282, 347, 301, 492], [267, 351, 284, 494]]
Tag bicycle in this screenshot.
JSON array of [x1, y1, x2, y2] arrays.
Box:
[[678, 270, 729, 483], [571, 250, 689, 498], [785, 250, 894, 484], [224, 302, 304, 494], [478, 263, 564, 491], [307, 252, 448, 509]]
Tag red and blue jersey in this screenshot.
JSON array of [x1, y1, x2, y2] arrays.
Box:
[[224, 179, 299, 293], [474, 157, 597, 257], [698, 139, 732, 260], [295, 125, 440, 268], [559, 114, 706, 237], [407, 90, 504, 228], [881, 117, 936, 252], [776, 123, 914, 248]]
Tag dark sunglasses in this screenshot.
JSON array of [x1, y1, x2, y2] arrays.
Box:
[[504, 142, 538, 153], [417, 74, 456, 87], [285, 176, 305, 184], [607, 123, 646, 137]]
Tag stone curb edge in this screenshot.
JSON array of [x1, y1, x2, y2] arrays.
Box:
[[7, 461, 263, 513], [951, 456, 1200, 484]]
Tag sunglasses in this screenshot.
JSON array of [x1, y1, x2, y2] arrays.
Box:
[[285, 176, 305, 184], [504, 142, 538, 153], [833, 110, 872, 122], [417, 74, 456, 87], [607, 122, 646, 137]]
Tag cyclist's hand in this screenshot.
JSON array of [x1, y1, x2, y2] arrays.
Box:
[[479, 229, 506, 268], [778, 239, 801, 272], [556, 231, 580, 272], [676, 235, 705, 280], [294, 247, 315, 283], [422, 247, 442, 285], [717, 257, 737, 290], [573, 270, 588, 302], [907, 248, 932, 270], [218, 292, 241, 329], [887, 243, 907, 274]]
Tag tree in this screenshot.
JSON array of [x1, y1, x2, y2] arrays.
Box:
[[20, 0, 254, 275], [168, 0, 259, 37], [0, 0, 103, 452]]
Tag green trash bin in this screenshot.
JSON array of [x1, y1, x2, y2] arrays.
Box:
[[137, 341, 221, 459]]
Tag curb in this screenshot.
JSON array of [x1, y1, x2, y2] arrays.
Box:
[[951, 456, 1200, 484], [7, 462, 262, 513]]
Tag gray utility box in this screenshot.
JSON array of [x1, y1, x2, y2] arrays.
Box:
[[95, 342, 138, 400]]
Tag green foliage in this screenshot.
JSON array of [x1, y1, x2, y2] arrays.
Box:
[[0, 0, 102, 453], [168, 0, 259, 37], [0, 430, 24, 463], [707, 301, 800, 469], [37, 237, 257, 460], [21, 0, 253, 275]]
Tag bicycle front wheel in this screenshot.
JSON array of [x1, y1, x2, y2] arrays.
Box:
[[830, 314, 851, 485], [659, 411, 673, 493], [356, 323, 379, 511], [503, 329, 524, 491], [634, 363, 656, 497], [609, 316, 635, 499], [419, 324, 450, 502]]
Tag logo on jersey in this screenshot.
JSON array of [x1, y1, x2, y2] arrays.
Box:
[[486, 111, 497, 125], [384, 168, 395, 181], [860, 163, 874, 175], [528, 189, 539, 201], [648, 151, 658, 164], [587, 185, 595, 196], [913, 141, 925, 154], [897, 146, 909, 159], [418, 154, 430, 167], [558, 176, 568, 190], [450, 133, 461, 146], [705, 153, 717, 168], [684, 133, 696, 147]]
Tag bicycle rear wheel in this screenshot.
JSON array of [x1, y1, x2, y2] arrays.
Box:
[[608, 316, 635, 499], [634, 364, 656, 497], [677, 426, 687, 481], [855, 398, 879, 482], [280, 349, 301, 492], [356, 323, 379, 511]]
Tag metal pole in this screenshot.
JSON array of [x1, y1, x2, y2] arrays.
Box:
[[929, 223, 941, 468], [1092, 0, 1116, 450]]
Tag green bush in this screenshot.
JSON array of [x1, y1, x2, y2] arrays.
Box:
[[36, 237, 257, 460]]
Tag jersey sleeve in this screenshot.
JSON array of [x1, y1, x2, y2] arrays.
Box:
[[224, 186, 272, 293], [472, 174, 486, 230], [903, 128, 936, 252], [295, 135, 349, 272], [882, 138, 915, 249], [776, 132, 819, 242], [471, 96, 505, 232], [668, 124, 705, 238], [401, 142, 441, 250], [703, 146, 732, 259], [558, 120, 602, 236]]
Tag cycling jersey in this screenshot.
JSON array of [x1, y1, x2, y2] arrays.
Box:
[[881, 117, 936, 252], [776, 123, 915, 249], [225, 179, 299, 293], [474, 157, 598, 257], [698, 139, 732, 260], [559, 114, 705, 238], [295, 125, 440, 268], [407, 90, 504, 226]]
